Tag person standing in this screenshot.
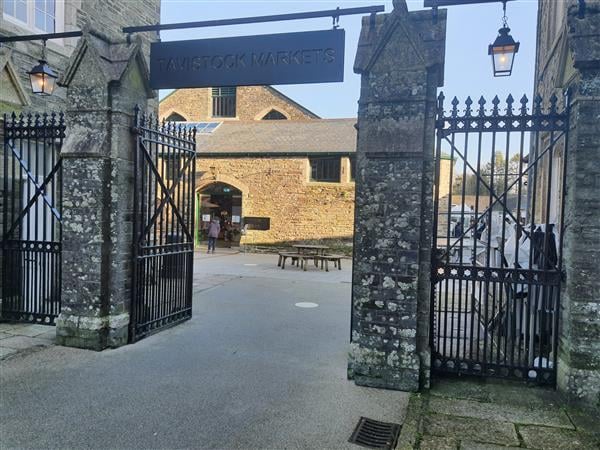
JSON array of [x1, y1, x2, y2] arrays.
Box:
[[207, 217, 220, 254]]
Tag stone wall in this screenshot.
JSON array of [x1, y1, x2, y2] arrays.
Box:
[[197, 156, 355, 244], [348, 0, 445, 391], [159, 86, 318, 122], [535, 0, 600, 406], [55, 32, 154, 349], [0, 120, 4, 316]]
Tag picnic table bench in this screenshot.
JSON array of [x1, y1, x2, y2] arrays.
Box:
[[278, 252, 300, 269], [278, 245, 344, 272], [317, 254, 343, 272]]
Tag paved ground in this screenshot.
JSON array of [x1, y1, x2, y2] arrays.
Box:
[[1, 251, 410, 449], [398, 377, 600, 450], [0, 322, 55, 359]]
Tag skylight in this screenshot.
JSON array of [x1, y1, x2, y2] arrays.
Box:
[[172, 122, 222, 134]]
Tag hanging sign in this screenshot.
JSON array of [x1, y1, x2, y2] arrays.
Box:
[[150, 29, 345, 89]]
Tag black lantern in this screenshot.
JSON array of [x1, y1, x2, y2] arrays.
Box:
[[27, 40, 58, 95], [488, 1, 519, 77]]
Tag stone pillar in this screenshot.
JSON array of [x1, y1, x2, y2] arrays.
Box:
[[348, 0, 446, 390], [55, 30, 153, 350], [555, 5, 600, 406]]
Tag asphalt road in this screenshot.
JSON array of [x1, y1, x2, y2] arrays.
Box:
[[0, 252, 409, 449]]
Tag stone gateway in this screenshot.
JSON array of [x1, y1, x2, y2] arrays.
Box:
[[0, 0, 598, 409]]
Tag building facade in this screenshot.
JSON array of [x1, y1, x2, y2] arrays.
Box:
[[160, 85, 319, 122], [159, 86, 358, 246], [534, 0, 600, 404], [0, 0, 159, 113]]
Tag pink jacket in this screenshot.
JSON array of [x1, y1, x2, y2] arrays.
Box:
[[207, 221, 220, 238]]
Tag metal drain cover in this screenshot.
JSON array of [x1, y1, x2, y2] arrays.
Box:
[[348, 417, 401, 449]]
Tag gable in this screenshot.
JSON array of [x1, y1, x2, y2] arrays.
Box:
[[159, 85, 319, 121], [0, 50, 30, 108], [59, 32, 153, 98], [259, 86, 319, 119]]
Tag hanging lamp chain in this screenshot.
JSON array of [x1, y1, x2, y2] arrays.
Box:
[[502, 0, 509, 27], [41, 38, 48, 61]]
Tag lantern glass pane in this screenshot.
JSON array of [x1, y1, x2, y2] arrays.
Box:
[[29, 73, 56, 95], [44, 75, 56, 94], [29, 73, 45, 94], [492, 45, 516, 76]]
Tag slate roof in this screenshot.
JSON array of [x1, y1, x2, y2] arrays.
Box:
[[197, 119, 357, 155]]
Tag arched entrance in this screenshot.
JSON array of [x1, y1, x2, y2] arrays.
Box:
[[196, 182, 243, 248]]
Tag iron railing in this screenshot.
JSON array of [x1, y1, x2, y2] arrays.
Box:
[[131, 107, 197, 342], [2, 112, 65, 324], [431, 93, 569, 385]]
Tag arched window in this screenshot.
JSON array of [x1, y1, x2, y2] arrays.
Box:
[[166, 112, 186, 122], [261, 109, 288, 120]]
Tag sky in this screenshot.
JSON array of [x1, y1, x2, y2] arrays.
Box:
[[159, 0, 539, 119]]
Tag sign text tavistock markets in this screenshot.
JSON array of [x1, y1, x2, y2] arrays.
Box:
[[150, 29, 345, 89]]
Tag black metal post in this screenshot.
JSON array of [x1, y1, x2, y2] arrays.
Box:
[[0, 31, 83, 43], [122, 6, 385, 34]]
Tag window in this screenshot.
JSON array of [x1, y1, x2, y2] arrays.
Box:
[[349, 155, 356, 181], [212, 87, 236, 118], [262, 109, 287, 120], [166, 112, 186, 122], [310, 157, 341, 183], [3, 0, 27, 23], [4, 0, 57, 33]]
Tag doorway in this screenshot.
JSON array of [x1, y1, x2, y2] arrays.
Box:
[[196, 182, 243, 248]]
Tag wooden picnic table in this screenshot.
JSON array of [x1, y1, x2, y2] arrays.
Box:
[[289, 245, 330, 271], [292, 244, 329, 256], [279, 245, 343, 272]]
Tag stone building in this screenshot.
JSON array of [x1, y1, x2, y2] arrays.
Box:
[[159, 86, 456, 247], [194, 119, 358, 245], [159, 86, 358, 246], [159, 85, 318, 122], [0, 0, 159, 113], [532, 0, 600, 405]]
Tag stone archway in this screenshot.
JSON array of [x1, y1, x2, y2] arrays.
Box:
[[197, 174, 250, 200], [196, 181, 245, 247]]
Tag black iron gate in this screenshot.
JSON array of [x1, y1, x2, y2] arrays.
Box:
[[1, 112, 65, 324], [431, 93, 569, 385], [130, 108, 196, 342]]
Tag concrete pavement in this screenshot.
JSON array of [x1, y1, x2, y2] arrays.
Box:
[[0, 323, 55, 359], [0, 252, 409, 449]]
